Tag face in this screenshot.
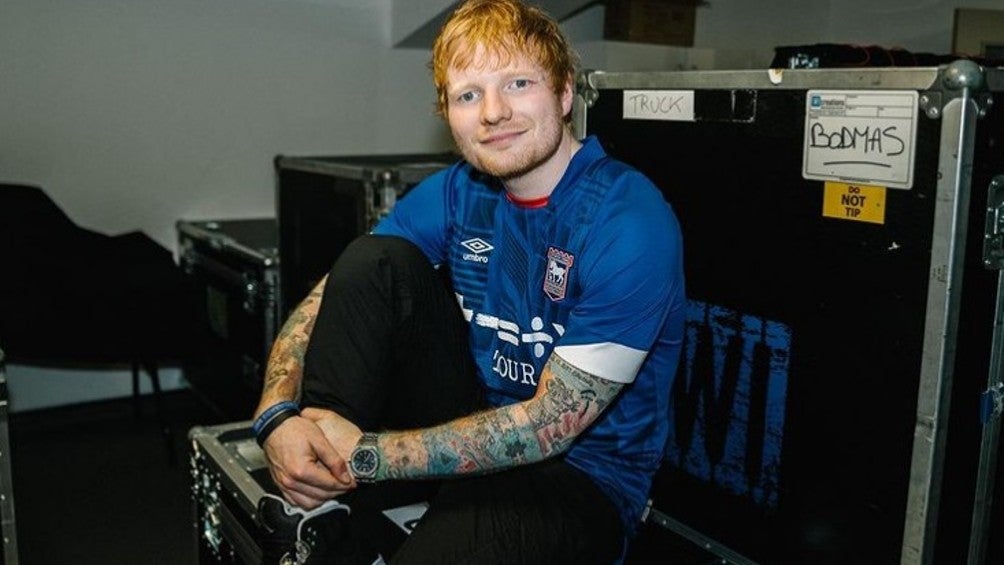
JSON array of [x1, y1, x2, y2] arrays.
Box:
[[445, 47, 572, 182]]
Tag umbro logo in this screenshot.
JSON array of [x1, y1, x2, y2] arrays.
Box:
[[461, 238, 493, 264], [461, 238, 494, 254]]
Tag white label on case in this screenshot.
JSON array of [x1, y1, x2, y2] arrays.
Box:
[[622, 90, 695, 122], [803, 90, 918, 189]]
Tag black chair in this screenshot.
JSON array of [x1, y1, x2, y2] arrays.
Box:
[[0, 183, 199, 464]]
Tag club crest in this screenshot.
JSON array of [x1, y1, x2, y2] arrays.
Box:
[[543, 246, 574, 301]]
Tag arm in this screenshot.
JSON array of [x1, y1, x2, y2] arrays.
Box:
[[307, 352, 622, 481], [254, 277, 354, 508], [383, 352, 622, 478], [254, 279, 321, 414]]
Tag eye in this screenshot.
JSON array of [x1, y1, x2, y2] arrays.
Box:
[[507, 78, 534, 91], [455, 90, 480, 104]]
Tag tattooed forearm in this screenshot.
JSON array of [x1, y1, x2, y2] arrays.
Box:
[[254, 277, 326, 416], [527, 353, 620, 454], [380, 405, 539, 480], [376, 353, 622, 481]]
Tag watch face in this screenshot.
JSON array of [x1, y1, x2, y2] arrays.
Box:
[[352, 447, 378, 477]]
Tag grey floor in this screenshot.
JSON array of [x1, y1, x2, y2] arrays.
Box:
[[9, 389, 226, 564]]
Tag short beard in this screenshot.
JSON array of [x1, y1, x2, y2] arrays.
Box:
[[453, 117, 565, 181], [454, 137, 539, 181]]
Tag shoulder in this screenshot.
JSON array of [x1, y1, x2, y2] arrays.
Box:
[[573, 159, 682, 276], [423, 161, 500, 200], [590, 159, 679, 238], [393, 160, 495, 214], [573, 149, 671, 213]]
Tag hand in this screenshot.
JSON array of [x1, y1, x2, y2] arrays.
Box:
[[300, 407, 364, 463], [261, 414, 354, 509]]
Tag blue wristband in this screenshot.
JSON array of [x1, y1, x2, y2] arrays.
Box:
[[252, 400, 300, 436]]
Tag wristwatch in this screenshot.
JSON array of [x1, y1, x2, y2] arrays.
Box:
[[349, 432, 380, 483]]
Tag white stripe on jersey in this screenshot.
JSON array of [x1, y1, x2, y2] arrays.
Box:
[[554, 342, 647, 384]]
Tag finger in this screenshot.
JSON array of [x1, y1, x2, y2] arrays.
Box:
[[267, 466, 325, 509], [286, 422, 352, 486], [308, 436, 353, 485], [272, 465, 342, 503], [284, 446, 351, 490], [280, 485, 326, 510], [282, 484, 356, 509], [261, 415, 355, 500]]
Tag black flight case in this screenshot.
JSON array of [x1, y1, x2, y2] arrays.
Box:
[[177, 219, 280, 420], [574, 61, 1004, 564], [274, 153, 456, 320]]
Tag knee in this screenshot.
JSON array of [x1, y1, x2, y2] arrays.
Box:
[[329, 235, 437, 288], [340, 234, 426, 267]]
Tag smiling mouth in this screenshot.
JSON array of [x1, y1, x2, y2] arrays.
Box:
[[481, 130, 523, 145]]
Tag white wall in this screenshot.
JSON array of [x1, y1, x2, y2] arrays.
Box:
[[2, 0, 998, 411], [0, 0, 451, 252], [4, 364, 186, 413]]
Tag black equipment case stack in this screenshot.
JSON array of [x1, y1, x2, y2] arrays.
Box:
[[178, 219, 280, 420], [274, 153, 456, 320], [573, 61, 1004, 564]]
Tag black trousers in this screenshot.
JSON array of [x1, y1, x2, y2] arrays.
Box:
[[300, 235, 624, 565]]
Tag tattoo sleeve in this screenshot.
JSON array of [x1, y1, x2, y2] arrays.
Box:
[[377, 352, 623, 480], [252, 276, 326, 418]]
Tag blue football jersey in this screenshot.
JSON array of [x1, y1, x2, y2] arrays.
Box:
[[373, 136, 686, 531]]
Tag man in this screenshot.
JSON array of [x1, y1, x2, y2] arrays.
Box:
[[252, 0, 685, 562]]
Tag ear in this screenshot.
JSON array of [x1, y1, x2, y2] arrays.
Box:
[[560, 74, 574, 117]]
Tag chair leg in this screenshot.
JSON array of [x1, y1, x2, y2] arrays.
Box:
[[137, 359, 177, 466]]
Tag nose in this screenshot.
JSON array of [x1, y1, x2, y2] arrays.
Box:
[[481, 89, 511, 124]]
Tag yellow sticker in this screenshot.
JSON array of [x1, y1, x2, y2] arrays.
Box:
[[822, 181, 886, 224]]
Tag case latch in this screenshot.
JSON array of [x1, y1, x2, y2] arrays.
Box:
[[984, 175, 1004, 270]]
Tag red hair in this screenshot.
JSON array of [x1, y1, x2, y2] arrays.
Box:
[[430, 0, 579, 118]]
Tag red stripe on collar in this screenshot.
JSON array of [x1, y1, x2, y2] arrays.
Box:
[[505, 192, 549, 209]]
